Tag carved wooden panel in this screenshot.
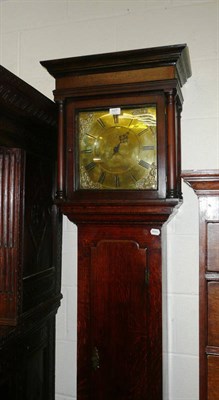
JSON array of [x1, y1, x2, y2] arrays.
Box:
[[23, 153, 54, 276], [22, 153, 57, 312], [0, 147, 59, 322], [0, 147, 24, 325]]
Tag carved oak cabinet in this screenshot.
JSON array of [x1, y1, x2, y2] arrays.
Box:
[[183, 170, 219, 400], [42, 44, 191, 399], [0, 66, 62, 399]]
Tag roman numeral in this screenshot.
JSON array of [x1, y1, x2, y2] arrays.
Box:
[[142, 145, 155, 151], [137, 128, 148, 136], [98, 171, 106, 184], [115, 175, 120, 187], [128, 118, 134, 127], [97, 118, 105, 128], [85, 162, 96, 171], [81, 148, 93, 153], [130, 174, 137, 182], [139, 160, 150, 169], [113, 115, 119, 124], [86, 133, 97, 139]]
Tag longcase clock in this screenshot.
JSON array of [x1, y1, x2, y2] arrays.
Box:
[[41, 44, 191, 399]]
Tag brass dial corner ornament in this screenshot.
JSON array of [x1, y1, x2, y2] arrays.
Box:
[[78, 105, 157, 190]]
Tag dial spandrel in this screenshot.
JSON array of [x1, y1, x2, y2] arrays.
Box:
[[78, 106, 157, 190]]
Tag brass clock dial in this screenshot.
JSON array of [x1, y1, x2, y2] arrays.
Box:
[[78, 106, 157, 190]]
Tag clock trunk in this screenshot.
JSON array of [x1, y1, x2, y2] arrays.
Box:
[[77, 224, 162, 399]]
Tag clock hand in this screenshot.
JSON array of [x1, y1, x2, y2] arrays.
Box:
[[113, 142, 121, 154], [112, 133, 129, 155], [111, 133, 129, 158]]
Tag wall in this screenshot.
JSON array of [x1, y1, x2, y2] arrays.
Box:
[[0, 1, 218, 399]]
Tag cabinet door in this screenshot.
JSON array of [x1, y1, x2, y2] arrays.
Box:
[[77, 225, 162, 400]]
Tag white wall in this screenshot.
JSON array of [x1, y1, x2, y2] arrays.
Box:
[[0, 1, 218, 399]]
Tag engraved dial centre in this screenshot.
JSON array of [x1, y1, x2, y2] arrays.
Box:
[[94, 126, 139, 174]]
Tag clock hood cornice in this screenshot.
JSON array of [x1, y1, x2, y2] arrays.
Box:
[[41, 43, 191, 89]]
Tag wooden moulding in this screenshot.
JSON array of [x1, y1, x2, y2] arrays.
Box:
[[0, 148, 25, 325], [41, 44, 191, 102], [0, 64, 57, 156], [40, 43, 191, 87], [181, 170, 219, 196]]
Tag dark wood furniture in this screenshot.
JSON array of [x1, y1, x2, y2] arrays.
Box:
[[0, 66, 62, 399], [182, 170, 219, 400], [42, 44, 191, 399]]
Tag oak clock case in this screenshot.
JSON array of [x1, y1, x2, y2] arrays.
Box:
[[41, 44, 191, 400]]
